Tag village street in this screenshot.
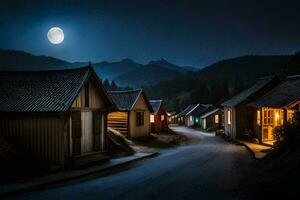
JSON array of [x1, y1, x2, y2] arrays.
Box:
[[10, 127, 255, 200]]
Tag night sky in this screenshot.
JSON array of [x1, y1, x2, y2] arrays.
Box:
[[1, 0, 300, 67]]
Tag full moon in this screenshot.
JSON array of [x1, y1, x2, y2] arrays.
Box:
[[47, 27, 64, 44]]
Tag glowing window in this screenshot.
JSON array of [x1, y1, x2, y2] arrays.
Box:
[[150, 114, 155, 123], [161, 115, 165, 121], [215, 115, 219, 124], [287, 110, 295, 122], [227, 110, 231, 125], [189, 116, 193, 122]]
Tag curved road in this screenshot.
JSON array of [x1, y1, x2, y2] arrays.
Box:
[[11, 126, 254, 200]]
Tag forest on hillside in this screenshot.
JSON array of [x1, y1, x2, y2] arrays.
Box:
[[144, 53, 300, 112]]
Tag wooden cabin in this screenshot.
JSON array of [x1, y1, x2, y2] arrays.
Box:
[[185, 104, 215, 127], [108, 89, 153, 138], [249, 75, 300, 145], [221, 76, 279, 140], [149, 100, 169, 132], [200, 108, 223, 131], [168, 111, 177, 124], [0, 66, 116, 169], [176, 105, 197, 126]]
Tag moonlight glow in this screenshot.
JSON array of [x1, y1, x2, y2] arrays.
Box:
[[47, 27, 64, 44]]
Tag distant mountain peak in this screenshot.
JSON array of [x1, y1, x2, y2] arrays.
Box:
[[149, 58, 173, 66], [121, 58, 135, 63]]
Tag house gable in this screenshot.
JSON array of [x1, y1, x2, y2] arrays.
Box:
[[71, 69, 116, 111], [132, 93, 150, 112], [72, 79, 105, 109]]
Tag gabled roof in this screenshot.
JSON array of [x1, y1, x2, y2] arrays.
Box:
[[0, 66, 116, 112], [222, 76, 277, 107], [187, 104, 216, 116], [109, 89, 153, 112], [177, 104, 197, 118], [249, 75, 300, 108], [149, 100, 163, 114], [201, 108, 221, 119]]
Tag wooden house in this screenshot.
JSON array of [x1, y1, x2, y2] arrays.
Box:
[[176, 104, 215, 127], [249, 75, 300, 145], [221, 76, 279, 140], [0, 66, 116, 169], [149, 100, 169, 132], [108, 89, 153, 138], [168, 111, 177, 124], [200, 108, 223, 131], [185, 104, 215, 127], [176, 104, 197, 126]]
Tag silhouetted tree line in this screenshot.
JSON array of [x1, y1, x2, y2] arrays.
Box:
[[103, 79, 132, 91]]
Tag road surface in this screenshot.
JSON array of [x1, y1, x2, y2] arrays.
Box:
[[10, 127, 254, 200]]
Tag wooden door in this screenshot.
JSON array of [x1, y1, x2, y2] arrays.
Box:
[[268, 126, 274, 140], [71, 111, 82, 155], [262, 126, 273, 141], [81, 111, 93, 153]]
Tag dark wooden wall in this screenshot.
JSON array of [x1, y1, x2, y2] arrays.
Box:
[[0, 113, 65, 166]]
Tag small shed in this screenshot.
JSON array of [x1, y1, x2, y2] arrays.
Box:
[[221, 76, 279, 140], [185, 104, 216, 127], [176, 104, 197, 126], [200, 108, 223, 131], [168, 111, 177, 124], [108, 89, 153, 138], [249, 75, 300, 144], [0, 66, 116, 169], [149, 100, 169, 132]]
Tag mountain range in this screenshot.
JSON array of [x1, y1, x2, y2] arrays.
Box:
[[0, 49, 196, 87], [1, 49, 299, 111]]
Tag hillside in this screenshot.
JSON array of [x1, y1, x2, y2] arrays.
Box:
[[0, 50, 72, 71], [93, 58, 142, 81], [197, 55, 292, 85], [145, 55, 293, 111], [115, 59, 192, 87], [115, 64, 184, 87]]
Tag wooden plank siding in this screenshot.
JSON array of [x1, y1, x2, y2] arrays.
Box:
[[0, 114, 64, 165], [72, 80, 104, 109], [108, 112, 128, 135]]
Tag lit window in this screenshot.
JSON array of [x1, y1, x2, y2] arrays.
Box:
[[189, 115, 193, 122], [227, 110, 231, 125], [150, 114, 155, 123], [257, 110, 261, 125], [161, 115, 165, 121], [287, 110, 295, 122], [215, 115, 219, 124]]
